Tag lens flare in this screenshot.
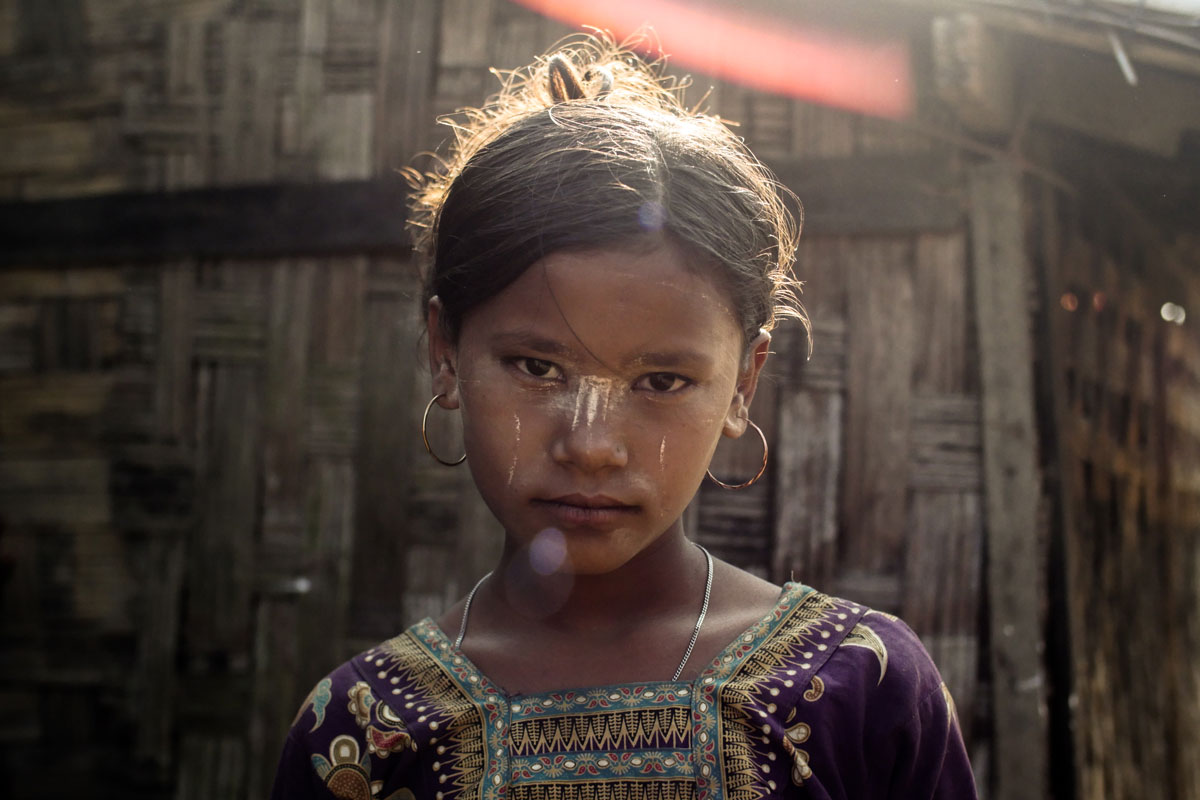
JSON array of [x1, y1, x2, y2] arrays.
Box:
[[530, 528, 569, 575], [1161, 302, 1186, 325], [638, 200, 667, 231], [511, 0, 913, 118]]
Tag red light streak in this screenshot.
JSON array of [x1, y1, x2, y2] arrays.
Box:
[[511, 0, 913, 118]]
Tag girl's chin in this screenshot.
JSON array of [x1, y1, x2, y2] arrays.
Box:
[[503, 529, 633, 574]]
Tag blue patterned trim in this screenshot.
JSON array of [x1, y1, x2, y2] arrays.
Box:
[[691, 582, 815, 800], [410, 619, 511, 800]]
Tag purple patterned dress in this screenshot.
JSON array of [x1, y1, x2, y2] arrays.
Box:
[[270, 583, 977, 799]]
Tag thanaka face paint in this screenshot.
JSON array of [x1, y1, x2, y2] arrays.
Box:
[[572, 375, 618, 431], [507, 413, 521, 487]]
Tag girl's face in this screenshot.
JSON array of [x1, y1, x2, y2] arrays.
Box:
[[428, 242, 769, 575]]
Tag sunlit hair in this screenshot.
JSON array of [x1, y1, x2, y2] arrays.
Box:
[[407, 32, 807, 349]]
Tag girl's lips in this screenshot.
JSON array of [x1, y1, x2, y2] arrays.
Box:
[[534, 494, 639, 527], [547, 493, 633, 509]]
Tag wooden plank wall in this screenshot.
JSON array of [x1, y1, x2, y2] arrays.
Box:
[[1032, 181, 1200, 800], [0, 1, 994, 797]]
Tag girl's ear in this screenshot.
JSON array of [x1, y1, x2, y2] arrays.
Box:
[[722, 330, 771, 438], [427, 297, 461, 409]]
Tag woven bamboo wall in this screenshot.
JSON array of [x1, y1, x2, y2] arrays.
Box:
[[0, 1, 995, 797], [1031, 182, 1200, 800]]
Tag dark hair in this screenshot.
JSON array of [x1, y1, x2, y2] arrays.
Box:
[[408, 34, 806, 349]]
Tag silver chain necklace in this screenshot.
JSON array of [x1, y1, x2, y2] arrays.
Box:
[[454, 543, 714, 682]]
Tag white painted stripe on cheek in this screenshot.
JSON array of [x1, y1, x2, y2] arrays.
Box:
[[507, 413, 520, 486], [585, 378, 602, 427], [572, 383, 585, 429]]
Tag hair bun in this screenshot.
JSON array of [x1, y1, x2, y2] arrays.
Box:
[[584, 65, 614, 98], [547, 53, 586, 102]]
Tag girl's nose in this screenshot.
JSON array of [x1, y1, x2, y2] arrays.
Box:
[[551, 382, 629, 471], [551, 421, 629, 472]]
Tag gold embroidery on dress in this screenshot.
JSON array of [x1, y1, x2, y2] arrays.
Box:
[[717, 591, 844, 800], [803, 676, 824, 702], [508, 781, 694, 800], [841, 623, 889, 685], [510, 706, 692, 756], [374, 632, 488, 797]]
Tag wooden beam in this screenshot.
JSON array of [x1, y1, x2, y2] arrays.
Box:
[[975, 5, 1200, 81], [0, 179, 412, 267], [1023, 38, 1200, 158], [0, 157, 966, 268], [969, 162, 1049, 800], [927, 9, 1200, 155], [771, 155, 966, 234]]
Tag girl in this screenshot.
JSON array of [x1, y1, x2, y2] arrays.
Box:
[[271, 36, 977, 800]]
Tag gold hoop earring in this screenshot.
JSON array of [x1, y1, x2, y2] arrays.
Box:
[[422, 393, 466, 466], [706, 419, 768, 490]]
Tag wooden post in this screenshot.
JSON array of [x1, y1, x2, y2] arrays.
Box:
[[969, 162, 1048, 799]]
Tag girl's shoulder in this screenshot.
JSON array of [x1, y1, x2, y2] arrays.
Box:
[[716, 583, 975, 798], [270, 621, 458, 800], [284, 618, 477, 748], [732, 583, 954, 728]]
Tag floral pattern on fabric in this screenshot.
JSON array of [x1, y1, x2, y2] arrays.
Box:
[[347, 681, 417, 758], [311, 734, 416, 800]]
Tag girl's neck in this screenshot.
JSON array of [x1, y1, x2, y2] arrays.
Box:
[[485, 525, 704, 635]]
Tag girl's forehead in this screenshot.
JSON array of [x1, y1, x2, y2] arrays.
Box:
[[545, 242, 732, 299], [543, 245, 734, 314], [461, 244, 745, 365]]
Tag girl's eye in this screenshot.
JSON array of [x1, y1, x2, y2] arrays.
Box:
[[513, 357, 562, 380], [636, 372, 691, 393]]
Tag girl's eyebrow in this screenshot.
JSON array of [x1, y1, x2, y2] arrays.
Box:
[[490, 331, 574, 358], [490, 331, 713, 372], [628, 350, 713, 371]]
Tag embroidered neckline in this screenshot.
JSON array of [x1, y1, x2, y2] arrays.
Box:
[[415, 581, 813, 700]]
